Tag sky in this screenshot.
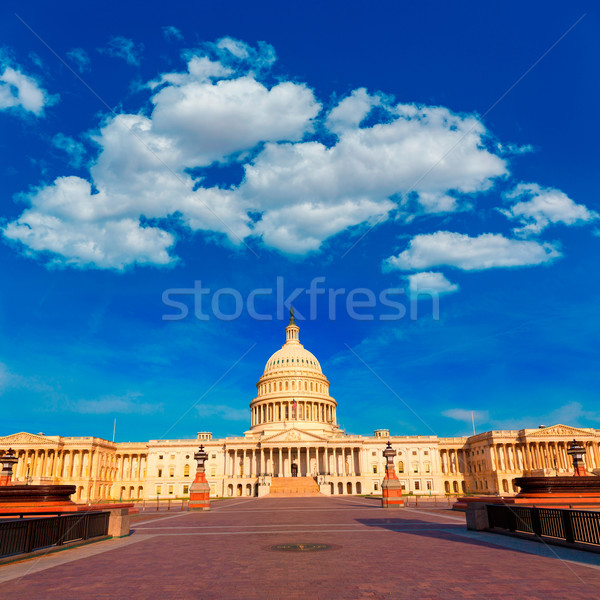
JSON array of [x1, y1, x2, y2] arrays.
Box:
[[0, 1, 599, 442]]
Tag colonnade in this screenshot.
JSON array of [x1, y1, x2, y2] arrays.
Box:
[[439, 449, 468, 475], [440, 440, 600, 475], [0, 448, 147, 483], [491, 440, 600, 473], [251, 401, 335, 425], [224, 446, 363, 478]]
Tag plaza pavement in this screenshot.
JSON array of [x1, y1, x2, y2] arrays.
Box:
[[1, 496, 600, 599]]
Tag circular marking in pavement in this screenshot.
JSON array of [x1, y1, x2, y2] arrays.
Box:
[[269, 543, 333, 552]]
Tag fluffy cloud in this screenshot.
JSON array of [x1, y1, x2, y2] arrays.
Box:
[[99, 36, 143, 66], [0, 63, 55, 116], [66, 48, 91, 73], [2, 39, 576, 269], [385, 231, 561, 272], [501, 183, 598, 235], [406, 271, 459, 296]]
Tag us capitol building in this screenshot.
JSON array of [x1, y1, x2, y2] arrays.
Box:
[[2, 315, 600, 502]]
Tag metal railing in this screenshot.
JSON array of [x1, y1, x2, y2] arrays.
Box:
[[487, 504, 600, 547], [0, 511, 109, 558]]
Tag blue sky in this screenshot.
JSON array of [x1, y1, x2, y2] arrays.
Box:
[[0, 1, 599, 442]]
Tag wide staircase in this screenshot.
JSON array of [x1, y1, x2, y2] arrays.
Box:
[[268, 476, 321, 497]]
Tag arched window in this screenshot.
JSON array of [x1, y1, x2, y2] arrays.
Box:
[[398, 461, 404, 473], [452, 481, 458, 493], [184, 464, 190, 477]]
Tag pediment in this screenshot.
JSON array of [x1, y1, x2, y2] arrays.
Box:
[[526, 424, 599, 438], [261, 428, 330, 444], [0, 432, 58, 446]]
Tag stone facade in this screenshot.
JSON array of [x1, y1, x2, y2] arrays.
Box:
[[1, 319, 599, 502]]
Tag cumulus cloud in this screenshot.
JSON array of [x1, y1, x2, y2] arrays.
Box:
[[385, 231, 561, 272], [501, 183, 598, 236], [52, 133, 86, 167], [66, 48, 91, 73], [406, 271, 459, 296], [0, 63, 55, 116], [2, 38, 576, 270], [99, 36, 143, 66]]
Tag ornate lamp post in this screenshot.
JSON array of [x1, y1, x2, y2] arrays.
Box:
[[567, 439, 587, 476], [188, 445, 211, 511], [0, 448, 19, 486], [381, 441, 404, 508]]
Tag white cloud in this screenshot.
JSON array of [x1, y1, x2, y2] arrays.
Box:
[[66, 48, 91, 73], [0, 64, 55, 116], [501, 182, 598, 235], [52, 133, 86, 167], [406, 271, 459, 296], [385, 231, 561, 272], [2, 40, 575, 270], [325, 87, 382, 134], [162, 26, 183, 41], [99, 36, 143, 66]]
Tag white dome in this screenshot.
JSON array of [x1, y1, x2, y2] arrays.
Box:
[[263, 344, 322, 375]]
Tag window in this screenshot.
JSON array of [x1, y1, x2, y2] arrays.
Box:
[[398, 461, 404, 473], [414, 481, 420, 491], [400, 481, 406, 490], [158, 469, 163, 478], [373, 481, 379, 491], [168, 485, 174, 495], [183, 485, 189, 494], [184, 464, 190, 477], [185, 455, 190, 459], [211, 454, 216, 459], [412, 463, 418, 473], [169, 467, 175, 478], [372, 464, 378, 474], [371, 451, 377, 457], [412, 451, 417, 456], [424, 451, 429, 456], [426, 481, 432, 490], [159, 455, 163, 460], [424, 462, 431, 473], [210, 468, 216, 477], [156, 485, 161, 495], [170, 455, 175, 460]]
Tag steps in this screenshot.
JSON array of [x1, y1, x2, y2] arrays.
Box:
[[268, 476, 321, 497]]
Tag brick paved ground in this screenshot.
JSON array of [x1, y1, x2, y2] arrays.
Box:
[[1, 496, 600, 599]]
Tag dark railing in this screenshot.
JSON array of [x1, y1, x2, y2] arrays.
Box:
[[0, 511, 109, 558], [487, 504, 600, 547]]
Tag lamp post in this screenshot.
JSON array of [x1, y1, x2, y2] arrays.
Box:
[[567, 439, 587, 476], [0, 448, 19, 486], [381, 442, 404, 508], [188, 445, 210, 511]]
